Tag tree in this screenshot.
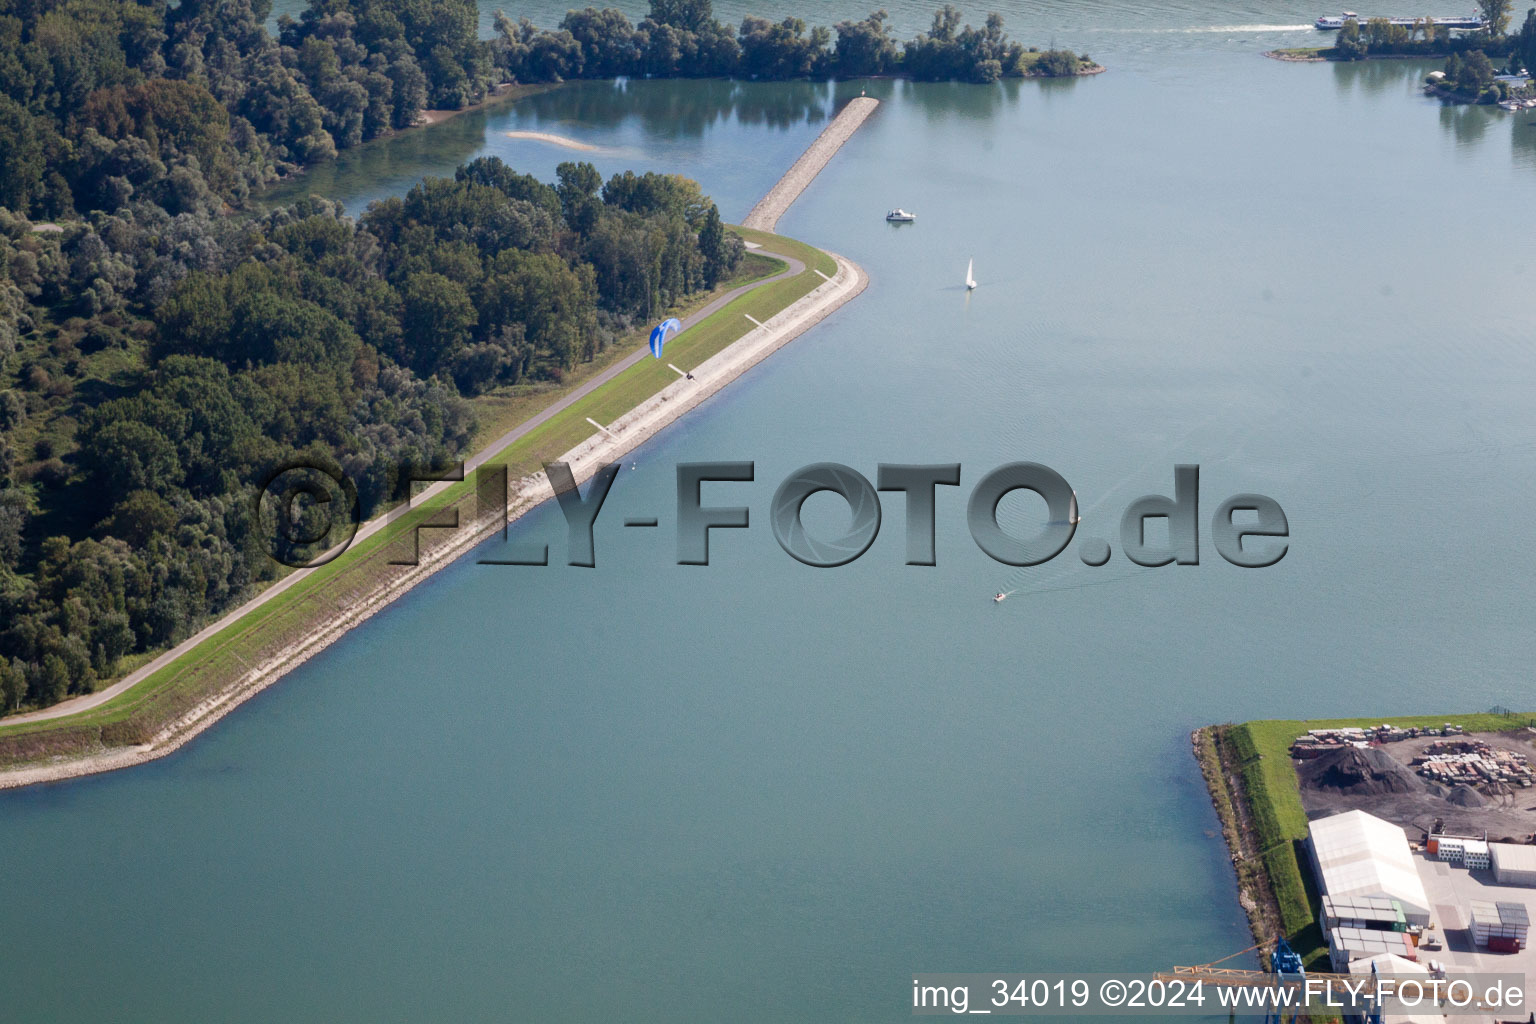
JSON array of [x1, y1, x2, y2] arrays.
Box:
[[1516, 8, 1536, 73], [556, 160, 604, 234], [1334, 18, 1367, 59], [649, 0, 714, 33], [102, 490, 178, 548], [834, 10, 899, 76], [0, 659, 24, 711], [1463, 48, 1498, 91], [523, 29, 583, 81], [1033, 49, 1080, 77], [400, 271, 477, 376], [601, 170, 709, 225], [0, 96, 51, 215], [738, 16, 830, 78], [698, 203, 726, 287], [931, 4, 963, 41], [82, 420, 184, 501], [1363, 17, 1410, 50], [35, 653, 69, 706], [1479, 0, 1513, 36], [0, 488, 26, 571], [561, 8, 639, 77], [1447, 48, 1497, 94], [1445, 50, 1466, 84]]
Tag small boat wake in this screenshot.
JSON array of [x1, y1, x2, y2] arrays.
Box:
[[1198, 23, 1314, 32], [1096, 23, 1312, 33]]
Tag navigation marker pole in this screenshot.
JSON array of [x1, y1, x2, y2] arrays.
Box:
[[667, 363, 691, 379], [814, 268, 836, 284], [585, 417, 619, 440], [744, 313, 766, 330]]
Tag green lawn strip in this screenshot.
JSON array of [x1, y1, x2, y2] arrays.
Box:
[[734, 226, 836, 279], [464, 250, 786, 449], [1225, 711, 1536, 967], [0, 229, 834, 763], [1270, 46, 1335, 58]]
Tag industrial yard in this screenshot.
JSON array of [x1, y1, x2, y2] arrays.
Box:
[[1195, 712, 1536, 981], [1295, 727, 1536, 841], [1307, 806, 1536, 998]]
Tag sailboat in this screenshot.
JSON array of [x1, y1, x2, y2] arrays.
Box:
[[965, 258, 977, 291], [1069, 490, 1080, 526]]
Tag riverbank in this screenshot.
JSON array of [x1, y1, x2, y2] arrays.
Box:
[[1264, 47, 1479, 63], [1196, 711, 1536, 969], [1264, 48, 1330, 62], [0, 70, 888, 783], [415, 82, 556, 127], [0, 235, 865, 788]]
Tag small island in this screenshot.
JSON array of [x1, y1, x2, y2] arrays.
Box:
[[1266, 0, 1535, 78]]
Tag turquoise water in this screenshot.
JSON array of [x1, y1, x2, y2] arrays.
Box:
[[9, 7, 1536, 1021]]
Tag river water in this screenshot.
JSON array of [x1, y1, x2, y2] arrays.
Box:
[[7, 3, 1536, 1021]]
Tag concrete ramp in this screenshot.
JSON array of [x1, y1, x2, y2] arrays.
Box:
[[742, 96, 879, 233]]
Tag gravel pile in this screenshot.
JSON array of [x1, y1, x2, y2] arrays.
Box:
[[1300, 746, 1425, 796]]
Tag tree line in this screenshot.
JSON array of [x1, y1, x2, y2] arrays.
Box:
[[0, 155, 741, 713], [1329, 0, 1531, 61], [499, 2, 1091, 85], [0, 0, 749, 715], [0, 0, 1067, 714]]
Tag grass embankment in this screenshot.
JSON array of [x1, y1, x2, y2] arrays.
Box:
[[1016, 50, 1103, 76], [1266, 46, 1464, 61], [0, 229, 836, 769], [1268, 46, 1334, 59], [467, 249, 783, 445], [1199, 711, 1536, 969]]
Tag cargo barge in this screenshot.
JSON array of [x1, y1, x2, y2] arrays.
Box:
[[1315, 10, 1486, 28]]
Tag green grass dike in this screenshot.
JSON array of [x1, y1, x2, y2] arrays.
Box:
[[1194, 710, 1536, 970], [0, 228, 837, 772]]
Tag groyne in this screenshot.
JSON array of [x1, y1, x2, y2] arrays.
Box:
[[742, 96, 879, 232]]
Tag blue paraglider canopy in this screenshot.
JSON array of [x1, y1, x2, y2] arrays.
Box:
[[649, 318, 681, 358]]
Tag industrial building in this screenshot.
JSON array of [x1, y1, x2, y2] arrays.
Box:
[[1321, 894, 1409, 932], [1468, 900, 1529, 952], [1326, 926, 1417, 972], [1308, 810, 1433, 927], [1489, 842, 1536, 887]]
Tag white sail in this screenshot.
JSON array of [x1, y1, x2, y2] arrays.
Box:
[[1069, 490, 1080, 526], [965, 258, 977, 290]]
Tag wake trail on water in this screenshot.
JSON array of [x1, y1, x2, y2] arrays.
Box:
[[1009, 570, 1155, 599], [1192, 23, 1313, 31], [991, 400, 1247, 600], [1091, 23, 1313, 32]]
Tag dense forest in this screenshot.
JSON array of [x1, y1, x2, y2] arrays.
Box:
[[0, 0, 1082, 713], [0, 0, 758, 714]]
